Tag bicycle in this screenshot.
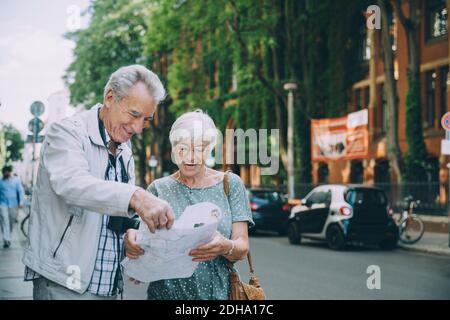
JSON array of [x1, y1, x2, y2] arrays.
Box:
[[21, 195, 31, 239], [398, 195, 425, 245]]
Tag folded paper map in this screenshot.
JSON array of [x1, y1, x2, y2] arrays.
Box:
[[121, 202, 222, 283]]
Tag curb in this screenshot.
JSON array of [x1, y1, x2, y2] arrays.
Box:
[[398, 244, 450, 257]]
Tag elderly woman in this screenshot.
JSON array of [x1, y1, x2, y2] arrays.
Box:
[[124, 110, 253, 300]]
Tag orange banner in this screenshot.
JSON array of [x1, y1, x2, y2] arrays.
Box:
[[311, 109, 369, 161]]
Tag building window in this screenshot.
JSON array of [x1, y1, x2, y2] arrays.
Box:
[[425, 70, 437, 128], [362, 31, 371, 61], [374, 160, 393, 205], [364, 86, 370, 108], [350, 161, 364, 184], [374, 160, 390, 185], [381, 84, 388, 133], [318, 163, 329, 184], [390, 16, 397, 52], [427, 0, 448, 40], [355, 89, 362, 111], [440, 66, 448, 117], [376, 85, 385, 135]]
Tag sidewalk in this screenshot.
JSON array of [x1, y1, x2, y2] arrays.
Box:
[[393, 213, 450, 256], [0, 223, 33, 299], [0, 224, 148, 300], [0, 209, 151, 300], [397, 231, 450, 256]]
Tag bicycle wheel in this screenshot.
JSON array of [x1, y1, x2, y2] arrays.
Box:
[[21, 214, 30, 239], [398, 215, 425, 244]]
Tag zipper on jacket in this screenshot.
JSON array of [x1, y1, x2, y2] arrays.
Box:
[[53, 215, 74, 258]]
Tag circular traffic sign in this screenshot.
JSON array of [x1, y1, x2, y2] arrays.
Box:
[[28, 118, 44, 134], [442, 112, 450, 131], [30, 101, 45, 117]]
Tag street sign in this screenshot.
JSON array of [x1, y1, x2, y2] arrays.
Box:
[[441, 140, 450, 155], [27, 135, 44, 143], [30, 101, 45, 117], [28, 118, 44, 134], [441, 112, 450, 131]]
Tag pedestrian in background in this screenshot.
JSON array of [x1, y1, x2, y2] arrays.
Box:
[[0, 166, 25, 248]]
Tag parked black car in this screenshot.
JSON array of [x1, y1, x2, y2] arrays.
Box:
[[247, 188, 290, 235], [287, 184, 399, 250]]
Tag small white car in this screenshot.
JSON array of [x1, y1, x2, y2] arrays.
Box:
[[287, 184, 398, 250]]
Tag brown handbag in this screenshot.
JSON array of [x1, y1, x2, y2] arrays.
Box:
[[228, 253, 266, 300], [223, 171, 266, 300]]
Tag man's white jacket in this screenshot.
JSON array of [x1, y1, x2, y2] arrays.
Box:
[[22, 104, 140, 293]]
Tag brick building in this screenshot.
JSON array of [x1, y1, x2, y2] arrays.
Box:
[[312, 0, 449, 211]]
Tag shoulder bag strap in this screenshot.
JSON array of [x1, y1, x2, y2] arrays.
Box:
[[223, 170, 254, 275]]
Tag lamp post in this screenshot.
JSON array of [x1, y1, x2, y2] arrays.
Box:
[[149, 155, 158, 182], [283, 82, 297, 200]]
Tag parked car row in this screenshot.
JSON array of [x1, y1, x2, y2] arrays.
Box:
[[247, 184, 399, 251], [247, 188, 290, 236]]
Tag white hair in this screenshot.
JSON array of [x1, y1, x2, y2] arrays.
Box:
[[103, 64, 166, 104], [169, 109, 217, 148]]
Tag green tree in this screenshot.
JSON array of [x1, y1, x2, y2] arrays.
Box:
[[64, 0, 167, 187], [3, 124, 25, 164], [141, 0, 368, 188], [65, 0, 151, 106], [66, 0, 372, 191]]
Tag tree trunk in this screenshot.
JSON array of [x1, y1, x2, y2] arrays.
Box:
[[394, 0, 428, 182], [297, 0, 313, 183], [378, 0, 404, 182]]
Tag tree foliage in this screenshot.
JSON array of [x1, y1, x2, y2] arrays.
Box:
[[65, 0, 371, 187]]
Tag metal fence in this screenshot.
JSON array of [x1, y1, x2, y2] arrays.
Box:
[[257, 182, 449, 216], [374, 182, 447, 216]]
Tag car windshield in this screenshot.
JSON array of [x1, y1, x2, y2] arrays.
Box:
[[345, 189, 387, 206], [250, 191, 284, 203]]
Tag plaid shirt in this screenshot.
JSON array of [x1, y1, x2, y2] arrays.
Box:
[[87, 123, 126, 296], [25, 110, 131, 297]]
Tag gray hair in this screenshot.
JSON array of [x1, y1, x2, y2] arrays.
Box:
[[103, 64, 166, 104], [169, 109, 217, 148]]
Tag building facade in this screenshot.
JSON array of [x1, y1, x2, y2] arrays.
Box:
[[312, 0, 448, 212]]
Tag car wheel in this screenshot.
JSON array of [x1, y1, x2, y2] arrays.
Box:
[[288, 223, 301, 245], [326, 225, 346, 250], [379, 237, 398, 250]]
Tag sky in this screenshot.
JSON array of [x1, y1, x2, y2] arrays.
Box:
[[0, 0, 91, 135]]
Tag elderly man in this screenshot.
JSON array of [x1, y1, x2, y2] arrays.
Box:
[[22, 65, 174, 300]]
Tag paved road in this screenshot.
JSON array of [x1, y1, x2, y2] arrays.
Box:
[[2, 228, 450, 299], [231, 233, 450, 299]]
